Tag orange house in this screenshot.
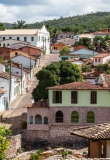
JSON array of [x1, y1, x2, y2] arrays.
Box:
[[52, 42, 65, 51]]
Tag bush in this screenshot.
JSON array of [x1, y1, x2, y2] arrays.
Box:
[[82, 65, 91, 72], [106, 70, 110, 74], [20, 120, 27, 129], [30, 149, 43, 160], [97, 64, 109, 71]]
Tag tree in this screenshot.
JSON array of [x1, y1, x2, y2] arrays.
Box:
[[0, 23, 5, 30], [0, 126, 11, 159], [32, 61, 82, 101], [60, 46, 70, 55], [12, 20, 27, 29], [82, 65, 92, 72]]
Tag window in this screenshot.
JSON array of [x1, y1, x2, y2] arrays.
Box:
[[71, 111, 79, 123], [29, 116, 33, 124], [24, 37, 27, 42], [17, 37, 19, 40], [71, 91, 78, 104], [91, 91, 97, 104], [95, 58, 97, 62], [3, 43, 5, 47], [15, 52, 18, 56], [87, 111, 95, 123], [7, 43, 9, 46], [98, 58, 100, 62], [3, 37, 5, 40], [0, 44, 1, 46], [41, 36, 43, 42], [31, 37, 34, 41], [53, 91, 62, 103], [35, 115, 42, 124], [44, 117, 48, 124], [55, 111, 63, 123], [9, 37, 12, 39]]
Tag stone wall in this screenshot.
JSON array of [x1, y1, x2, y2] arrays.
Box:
[[6, 134, 21, 159]]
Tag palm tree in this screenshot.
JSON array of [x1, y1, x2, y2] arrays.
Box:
[[12, 20, 27, 29]]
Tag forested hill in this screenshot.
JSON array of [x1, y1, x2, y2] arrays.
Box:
[[3, 12, 110, 34]]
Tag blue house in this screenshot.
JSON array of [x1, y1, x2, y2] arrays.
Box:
[[60, 48, 99, 61]]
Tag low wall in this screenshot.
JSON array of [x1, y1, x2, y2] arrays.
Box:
[[6, 134, 21, 158]]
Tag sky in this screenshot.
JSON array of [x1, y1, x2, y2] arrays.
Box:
[[0, 0, 110, 23]]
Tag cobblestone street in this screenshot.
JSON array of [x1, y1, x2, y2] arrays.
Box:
[[1, 54, 59, 134]]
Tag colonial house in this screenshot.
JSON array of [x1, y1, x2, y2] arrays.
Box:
[[57, 32, 74, 40], [0, 39, 30, 47], [10, 54, 37, 79], [57, 38, 75, 46], [71, 123, 110, 158], [52, 42, 65, 54], [0, 72, 21, 109], [60, 48, 98, 60], [93, 53, 110, 66], [78, 33, 94, 42], [0, 89, 7, 112], [0, 25, 50, 54], [27, 80, 110, 144]]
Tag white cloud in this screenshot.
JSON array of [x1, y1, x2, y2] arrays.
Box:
[[0, 0, 109, 23]]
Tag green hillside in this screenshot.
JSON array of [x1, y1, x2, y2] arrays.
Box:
[[3, 12, 110, 34]]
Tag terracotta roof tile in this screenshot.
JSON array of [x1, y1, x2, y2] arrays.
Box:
[[47, 82, 108, 90], [70, 123, 110, 140], [93, 53, 110, 58], [0, 89, 6, 93]]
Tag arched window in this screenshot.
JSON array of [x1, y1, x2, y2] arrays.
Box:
[[55, 111, 63, 123], [29, 116, 33, 124], [44, 117, 48, 124], [71, 111, 79, 123], [87, 111, 95, 123], [35, 115, 42, 124]]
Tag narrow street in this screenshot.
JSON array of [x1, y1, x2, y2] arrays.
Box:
[[1, 54, 59, 134]]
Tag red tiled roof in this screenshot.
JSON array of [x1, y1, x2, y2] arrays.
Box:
[[93, 53, 110, 58], [73, 45, 86, 51], [47, 82, 108, 90], [70, 123, 110, 140], [93, 32, 109, 35], [27, 100, 49, 108]]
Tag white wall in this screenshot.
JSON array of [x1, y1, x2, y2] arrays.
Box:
[[0, 93, 6, 112], [93, 56, 110, 66], [0, 63, 5, 73]]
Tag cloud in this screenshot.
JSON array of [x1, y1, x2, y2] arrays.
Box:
[[0, 0, 110, 23]]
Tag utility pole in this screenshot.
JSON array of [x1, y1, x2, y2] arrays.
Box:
[[30, 57, 32, 80], [21, 64, 23, 96], [9, 63, 12, 110]]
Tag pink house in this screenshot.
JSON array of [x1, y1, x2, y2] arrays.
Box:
[[93, 53, 110, 66]]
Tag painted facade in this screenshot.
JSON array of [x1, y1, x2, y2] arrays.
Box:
[[93, 53, 110, 66], [0, 90, 6, 112], [27, 81, 110, 144], [0, 25, 50, 54]]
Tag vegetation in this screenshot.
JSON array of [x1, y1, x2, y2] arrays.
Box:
[[30, 149, 43, 160], [97, 64, 110, 72], [11, 20, 27, 29], [0, 23, 5, 30], [20, 120, 27, 129], [0, 126, 11, 160], [32, 61, 82, 101], [105, 70, 110, 74], [61, 150, 68, 159], [82, 65, 92, 72], [60, 46, 70, 55], [3, 12, 110, 41]]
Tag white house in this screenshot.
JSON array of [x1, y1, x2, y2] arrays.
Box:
[[78, 33, 94, 42], [0, 89, 7, 112], [0, 39, 30, 47], [0, 25, 50, 54], [10, 54, 37, 79], [93, 53, 110, 66], [0, 63, 5, 73], [0, 72, 21, 109]]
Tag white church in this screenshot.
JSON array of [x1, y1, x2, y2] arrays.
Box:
[[0, 25, 50, 54]]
